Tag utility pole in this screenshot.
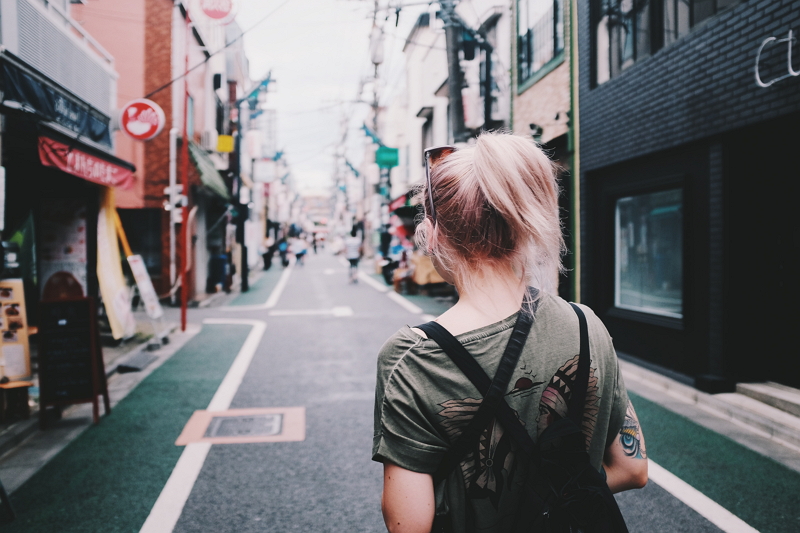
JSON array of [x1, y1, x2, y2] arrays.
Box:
[[440, 0, 467, 143], [179, 8, 191, 332]]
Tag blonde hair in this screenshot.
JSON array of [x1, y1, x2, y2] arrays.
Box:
[[415, 132, 565, 297]]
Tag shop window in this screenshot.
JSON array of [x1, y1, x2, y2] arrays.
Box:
[[595, 0, 740, 84], [518, 0, 564, 84], [614, 189, 683, 318]]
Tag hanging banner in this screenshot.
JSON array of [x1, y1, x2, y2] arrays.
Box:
[[119, 99, 166, 141], [97, 189, 136, 340], [38, 136, 135, 189]]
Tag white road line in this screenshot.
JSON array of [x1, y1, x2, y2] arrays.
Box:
[[139, 319, 267, 533], [268, 306, 353, 317], [220, 265, 293, 311], [387, 290, 423, 314], [648, 460, 760, 533], [357, 270, 388, 292]]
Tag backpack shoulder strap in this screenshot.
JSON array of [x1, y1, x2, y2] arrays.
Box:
[[417, 304, 537, 481], [567, 303, 591, 426]]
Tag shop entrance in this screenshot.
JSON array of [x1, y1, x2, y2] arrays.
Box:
[[725, 114, 800, 387]]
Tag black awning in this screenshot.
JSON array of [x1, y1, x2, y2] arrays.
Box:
[[0, 51, 112, 149]]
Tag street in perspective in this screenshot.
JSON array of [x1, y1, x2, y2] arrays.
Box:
[[0, 0, 799, 532]]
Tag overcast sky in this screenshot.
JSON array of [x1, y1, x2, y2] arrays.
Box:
[[236, 0, 424, 195]]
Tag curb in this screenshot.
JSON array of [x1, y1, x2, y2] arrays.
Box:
[[0, 416, 38, 460], [105, 322, 178, 378], [620, 359, 800, 451]]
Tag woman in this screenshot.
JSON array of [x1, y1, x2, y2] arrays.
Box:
[[372, 133, 647, 533]]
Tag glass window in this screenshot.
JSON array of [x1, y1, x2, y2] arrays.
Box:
[[595, 0, 652, 83], [518, 0, 564, 84], [663, 0, 690, 46], [615, 189, 683, 318], [595, 0, 739, 84]]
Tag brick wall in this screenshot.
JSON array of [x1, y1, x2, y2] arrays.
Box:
[[578, 0, 800, 172], [513, 61, 571, 143], [143, 0, 174, 208]]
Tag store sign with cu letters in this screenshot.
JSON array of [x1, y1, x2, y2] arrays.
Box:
[[755, 29, 799, 88], [120, 99, 166, 141], [197, 0, 238, 24]]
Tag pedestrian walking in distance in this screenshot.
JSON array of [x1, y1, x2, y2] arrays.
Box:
[[373, 133, 647, 533], [344, 227, 362, 284], [291, 235, 308, 266]]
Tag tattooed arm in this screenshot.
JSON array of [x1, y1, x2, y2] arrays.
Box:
[[602, 400, 648, 493]]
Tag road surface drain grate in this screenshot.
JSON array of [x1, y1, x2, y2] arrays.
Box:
[[204, 414, 283, 438], [176, 407, 305, 445]]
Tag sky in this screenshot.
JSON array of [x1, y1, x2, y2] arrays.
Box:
[[235, 0, 425, 195]]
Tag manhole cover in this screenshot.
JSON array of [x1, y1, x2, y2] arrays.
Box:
[[204, 414, 283, 438]]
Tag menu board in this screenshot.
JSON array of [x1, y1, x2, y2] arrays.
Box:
[[0, 279, 31, 380], [38, 298, 98, 405]]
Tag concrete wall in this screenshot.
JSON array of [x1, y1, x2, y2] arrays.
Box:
[[72, 0, 147, 209]]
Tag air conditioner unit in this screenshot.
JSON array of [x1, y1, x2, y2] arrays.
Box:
[[201, 129, 218, 151]]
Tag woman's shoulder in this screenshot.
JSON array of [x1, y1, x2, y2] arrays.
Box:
[[536, 293, 614, 349], [376, 326, 425, 376]]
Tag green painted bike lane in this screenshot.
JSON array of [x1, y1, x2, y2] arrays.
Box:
[[228, 268, 287, 307], [4, 324, 252, 533], [631, 391, 800, 533]]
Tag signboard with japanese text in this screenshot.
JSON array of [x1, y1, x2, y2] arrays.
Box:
[[38, 137, 135, 189], [127, 255, 164, 320]]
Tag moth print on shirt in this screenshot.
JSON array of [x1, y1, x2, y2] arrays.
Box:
[[535, 354, 600, 448], [437, 399, 522, 509]]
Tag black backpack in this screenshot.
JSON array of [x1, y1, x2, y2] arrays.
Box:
[[416, 299, 628, 533]]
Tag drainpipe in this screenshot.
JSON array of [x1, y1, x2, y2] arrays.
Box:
[[569, 0, 581, 302], [168, 127, 178, 305]]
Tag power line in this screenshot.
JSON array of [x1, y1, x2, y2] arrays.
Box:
[[144, 0, 293, 99]]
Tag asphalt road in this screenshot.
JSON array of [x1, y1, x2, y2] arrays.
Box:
[[8, 250, 795, 532]]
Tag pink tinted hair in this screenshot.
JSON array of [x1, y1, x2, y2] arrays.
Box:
[[416, 132, 565, 298]]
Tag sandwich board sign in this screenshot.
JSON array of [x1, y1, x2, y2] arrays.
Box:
[[127, 255, 163, 320]]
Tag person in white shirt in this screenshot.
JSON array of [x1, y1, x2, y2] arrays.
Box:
[[344, 227, 362, 283]]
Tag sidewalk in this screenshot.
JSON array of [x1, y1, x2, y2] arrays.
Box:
[[0, 325, 200, 493]]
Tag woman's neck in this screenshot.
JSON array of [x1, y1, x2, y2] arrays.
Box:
[[435, 267, 526, 336]]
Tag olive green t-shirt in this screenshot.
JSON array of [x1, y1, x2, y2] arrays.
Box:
[[372, 293, 629, 533]]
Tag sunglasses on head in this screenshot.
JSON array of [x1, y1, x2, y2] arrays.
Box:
[[423, 145, 456, 224]]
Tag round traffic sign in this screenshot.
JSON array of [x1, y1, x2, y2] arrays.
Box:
[[119, 99, 166, 141]]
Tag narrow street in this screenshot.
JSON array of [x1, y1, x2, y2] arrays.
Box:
[[2, 251, 798, 532]]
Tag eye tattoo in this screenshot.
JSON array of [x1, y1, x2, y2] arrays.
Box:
[[620, 402, 646, 459]]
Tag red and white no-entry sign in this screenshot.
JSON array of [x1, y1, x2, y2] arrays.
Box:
[[119, 99, 165, 141], [197, 0, 238, 23]]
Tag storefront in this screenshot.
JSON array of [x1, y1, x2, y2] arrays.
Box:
[[0, 52, 135, 332], [578, 2, 800, 390]]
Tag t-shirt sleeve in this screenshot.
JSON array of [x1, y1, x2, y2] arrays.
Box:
[[606, 357, 630, 449], [372, 332, 449, 473]]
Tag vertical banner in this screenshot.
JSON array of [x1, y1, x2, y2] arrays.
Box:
[[97, 188, 136, 340], [39, 199, 88, 299]]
